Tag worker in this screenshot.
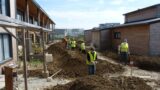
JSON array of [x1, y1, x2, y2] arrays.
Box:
[[67, 38, 71, 49], [80, 41, 86, 53], [118, 39, 130, 65], [71, 39, 76, 50], [86, 47, 97, 75]]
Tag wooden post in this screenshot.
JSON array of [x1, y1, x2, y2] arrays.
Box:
[[25, 0, 30, 61], [41, 30, 49, 77], [22, 29, 28, 90]]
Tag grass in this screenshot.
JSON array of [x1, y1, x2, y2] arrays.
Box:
[[28, 59, 43, 68]]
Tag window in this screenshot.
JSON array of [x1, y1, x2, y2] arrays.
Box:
[[0, 0, 2, 14], [0, 34, 12, 63], [29, 16, 33, 24], [34, 19, 38, 26], [17, 9, 25, 21], [0, 0, 10, 16], [114, 32, 121, 39]]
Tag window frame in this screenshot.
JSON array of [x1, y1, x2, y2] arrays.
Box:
[[0, 0, 10, 16], [114, 32, 121, 39], [0, 33, 13, 64]]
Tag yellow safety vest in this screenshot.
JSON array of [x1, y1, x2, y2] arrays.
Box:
[[120, 42, 129, 52], [71, 41, 76, 48], [86, 51, 97, 65], [81, 43, 85, 50]]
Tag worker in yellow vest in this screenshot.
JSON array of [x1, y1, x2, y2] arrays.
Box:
[[71, 39, 76, 50], [80, 41, 86, 53], [86, 47, 97, 75], [118, 39, 130, 65], [67, 38, 71, 49]]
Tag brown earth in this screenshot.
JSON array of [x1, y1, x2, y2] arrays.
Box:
[[44, 75, 152, 90], [47, 43, 124, 78]]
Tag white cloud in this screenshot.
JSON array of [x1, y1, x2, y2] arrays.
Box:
[[67, 0, 80, 2], [110, 0, 137, 5], [127, 0, 136, 2], [110, 0, 124, 5], [48, 9, 126, 29], [98, 0, 105, 4]]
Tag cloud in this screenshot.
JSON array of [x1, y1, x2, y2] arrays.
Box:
[[110, 0, 137, 5], [110, 0, 124, 5], [67, 0, 80, 2], [98, 0, 105, 4], [47, 9, 126, 29]]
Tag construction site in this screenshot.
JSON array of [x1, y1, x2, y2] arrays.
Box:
[[1, 0, 160, 90], [4, 39, 159, 90]]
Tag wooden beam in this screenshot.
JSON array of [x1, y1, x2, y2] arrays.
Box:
[[22, 29, 28, 90], [41, 29, 48, 77], [2, 26, 20, 41]]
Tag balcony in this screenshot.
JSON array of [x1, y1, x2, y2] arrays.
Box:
[[16, 0, 55, 31]]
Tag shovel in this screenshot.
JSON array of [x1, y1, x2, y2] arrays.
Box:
[[47, 69, 62, 82]]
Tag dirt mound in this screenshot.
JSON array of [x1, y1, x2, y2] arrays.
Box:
[[45, 75, 152, 90], [47, 50, 88, 78], [27, 69, 43, 77], [47, 50, 124, 78], [47, 42, 67, 55]]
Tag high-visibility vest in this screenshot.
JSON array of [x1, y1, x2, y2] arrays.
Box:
[[81, 43, 85, 50], [120, 42, 129, 52], [68, 39, 71, 45], [71, 41, 76, 48], [86, 51, 97, 65]]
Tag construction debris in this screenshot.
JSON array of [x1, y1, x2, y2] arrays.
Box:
[[44, 75, 152, 90]]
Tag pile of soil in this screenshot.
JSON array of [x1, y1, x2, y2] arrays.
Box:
[[18, 69, 43, 77], [47, 43, 124, 78], [45, 75, 152, 90], [47, 42, 67, 55], [27, 69, 43, 77]]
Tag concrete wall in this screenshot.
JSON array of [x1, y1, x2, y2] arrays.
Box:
[[0, 27, 17, 73], [92, 31, 100, 50], [149, 22, 160, 55], [125, 7, 157, 23], [100, 29, 111, 50], [112, 25, 150, 55], [84, 30, 92, 45], [0, 0, 17, 73]]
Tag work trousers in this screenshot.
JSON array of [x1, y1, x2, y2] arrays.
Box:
[[71, 47, 76, 50], [88, 64, 96, 75], [120, 52, 129, 65]]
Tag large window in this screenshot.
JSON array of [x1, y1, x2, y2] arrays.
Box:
[[17, 9, 25, 21], [34, 19, 38, 26], [0, 0, 2, 14], [114, 32, 121, 39], [0, 0, 10, 16], [0, 34, 12, 63], [29, 16, 33, 24]]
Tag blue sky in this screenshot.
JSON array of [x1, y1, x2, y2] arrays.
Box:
[[36, 0, 160, 29]]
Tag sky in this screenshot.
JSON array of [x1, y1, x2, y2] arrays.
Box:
[[36, 0, 160, 29]]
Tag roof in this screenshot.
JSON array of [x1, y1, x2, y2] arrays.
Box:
[[124, 4, 160, 15], [32, 0, 55, 24], [100, 18, 160, 30], [0, 14, 52, 32]]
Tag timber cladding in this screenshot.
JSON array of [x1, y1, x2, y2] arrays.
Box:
[[100, 30, 111, 50], [111, 25, 150, 55], [92, 31, 100, 49], [150, 22, 160, 55], [84, 30, 92, 45], [125, 7, 157, 23]]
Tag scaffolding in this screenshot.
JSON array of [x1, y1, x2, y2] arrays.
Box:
[[0, 15, 51, 90]]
